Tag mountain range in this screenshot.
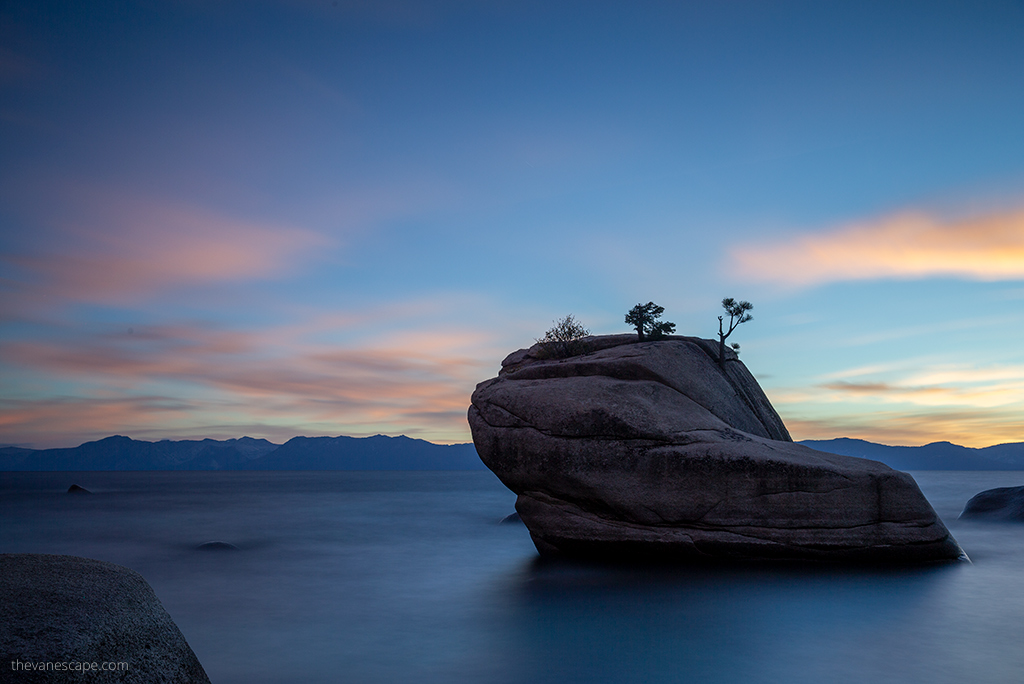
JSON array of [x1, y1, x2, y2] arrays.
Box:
[[798, 438, 1024, 471], [0, 435, 484, 471], [2, 434, 1024, 471]]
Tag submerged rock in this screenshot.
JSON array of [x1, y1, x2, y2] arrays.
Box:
[[499, 512, 523, 525], [469, 335, 964, 563], [0, 554, 211, 683], [67, 484, 91, 494], [197, 541, 239, 551], [960, 485, 1024, 520]]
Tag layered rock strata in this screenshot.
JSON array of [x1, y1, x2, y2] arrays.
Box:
[[469, 335, 964, 563]]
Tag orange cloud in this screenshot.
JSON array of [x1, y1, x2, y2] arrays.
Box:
[[731, 208, 1024, 286]]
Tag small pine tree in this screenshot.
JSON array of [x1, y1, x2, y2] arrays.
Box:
[[717, 298, 752, 368], [625, 302, 676, 341]]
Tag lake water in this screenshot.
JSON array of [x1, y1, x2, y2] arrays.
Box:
[[3, 470, 1024, 684]]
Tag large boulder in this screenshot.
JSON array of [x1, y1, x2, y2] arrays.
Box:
[[0, 554, 211, 683], [960, 485, 1024, 520], [468, 335, 964, 563]]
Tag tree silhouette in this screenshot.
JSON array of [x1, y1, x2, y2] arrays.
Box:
[[625, 302, 676, 341], [536, 314, 591, 358], [717, 297, 752, 368]]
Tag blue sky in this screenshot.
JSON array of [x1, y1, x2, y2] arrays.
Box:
[[3, 0, 1024, 448]]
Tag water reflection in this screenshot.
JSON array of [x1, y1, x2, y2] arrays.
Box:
[[490, 556, 966, 684]]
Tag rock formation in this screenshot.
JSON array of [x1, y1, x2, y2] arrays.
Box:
[[960, 485, 1024, 520], [0, 554, 211, 683], [468, 335, 964, 563]]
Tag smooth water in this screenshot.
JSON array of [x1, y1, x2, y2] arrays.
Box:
[[3, 470, 1024, 684]]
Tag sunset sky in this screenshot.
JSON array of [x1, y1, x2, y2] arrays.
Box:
[[3, 1, 1024, 449]]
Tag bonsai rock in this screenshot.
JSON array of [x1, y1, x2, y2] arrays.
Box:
[[468, 335, 964, 563]]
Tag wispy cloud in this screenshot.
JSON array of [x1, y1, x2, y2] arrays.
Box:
[[816, 379, 1024, 409], [731, 207, 1024, 286], [820, 381, 943, 395], [0, 396, 199, 448], [5, 194, 330, 308]]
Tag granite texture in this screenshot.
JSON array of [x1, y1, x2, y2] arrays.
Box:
[[0, 554, 210, 683]]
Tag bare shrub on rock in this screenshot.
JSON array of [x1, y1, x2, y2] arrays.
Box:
[[536, 315, 591, 359]]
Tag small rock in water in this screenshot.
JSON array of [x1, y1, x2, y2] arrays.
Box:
[[499, 512, 522, 525], [960, 485, 1024, 520], [67, 484, 91, 494], [197, 541, 239, 551]]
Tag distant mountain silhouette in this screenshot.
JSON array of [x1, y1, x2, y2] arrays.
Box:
[[4, 434, 1022, 471], [240, 435, 483, 471], [0, 434, 484, 471], [800, 438, 1024, 470]]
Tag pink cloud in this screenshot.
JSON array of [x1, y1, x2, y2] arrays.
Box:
[[730, 208, 1024, 286], [12, 199, 329, 304]]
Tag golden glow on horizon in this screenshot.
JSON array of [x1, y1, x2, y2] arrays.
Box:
[[766, 359, 1024, 448], [785, 411, 1024, 449]]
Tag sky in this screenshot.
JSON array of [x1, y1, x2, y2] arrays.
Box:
[[3, 0, 1024, 449]]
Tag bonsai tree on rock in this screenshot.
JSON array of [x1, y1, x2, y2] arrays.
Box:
[[717, 297, 753, 368], [625, 302, 676, 341], [536, 314, 591, 358]]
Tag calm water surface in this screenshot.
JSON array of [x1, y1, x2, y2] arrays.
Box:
[[2, 470, 1024, 684]]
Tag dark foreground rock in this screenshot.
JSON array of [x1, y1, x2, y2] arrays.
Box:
[[960, 485, 1024, 520], [0, 554, 211, 683], [469, 335, 964, 563]]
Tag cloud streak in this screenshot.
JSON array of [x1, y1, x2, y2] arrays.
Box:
[[731, 208, 1024, 286], [0, 319, 497, 448]]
